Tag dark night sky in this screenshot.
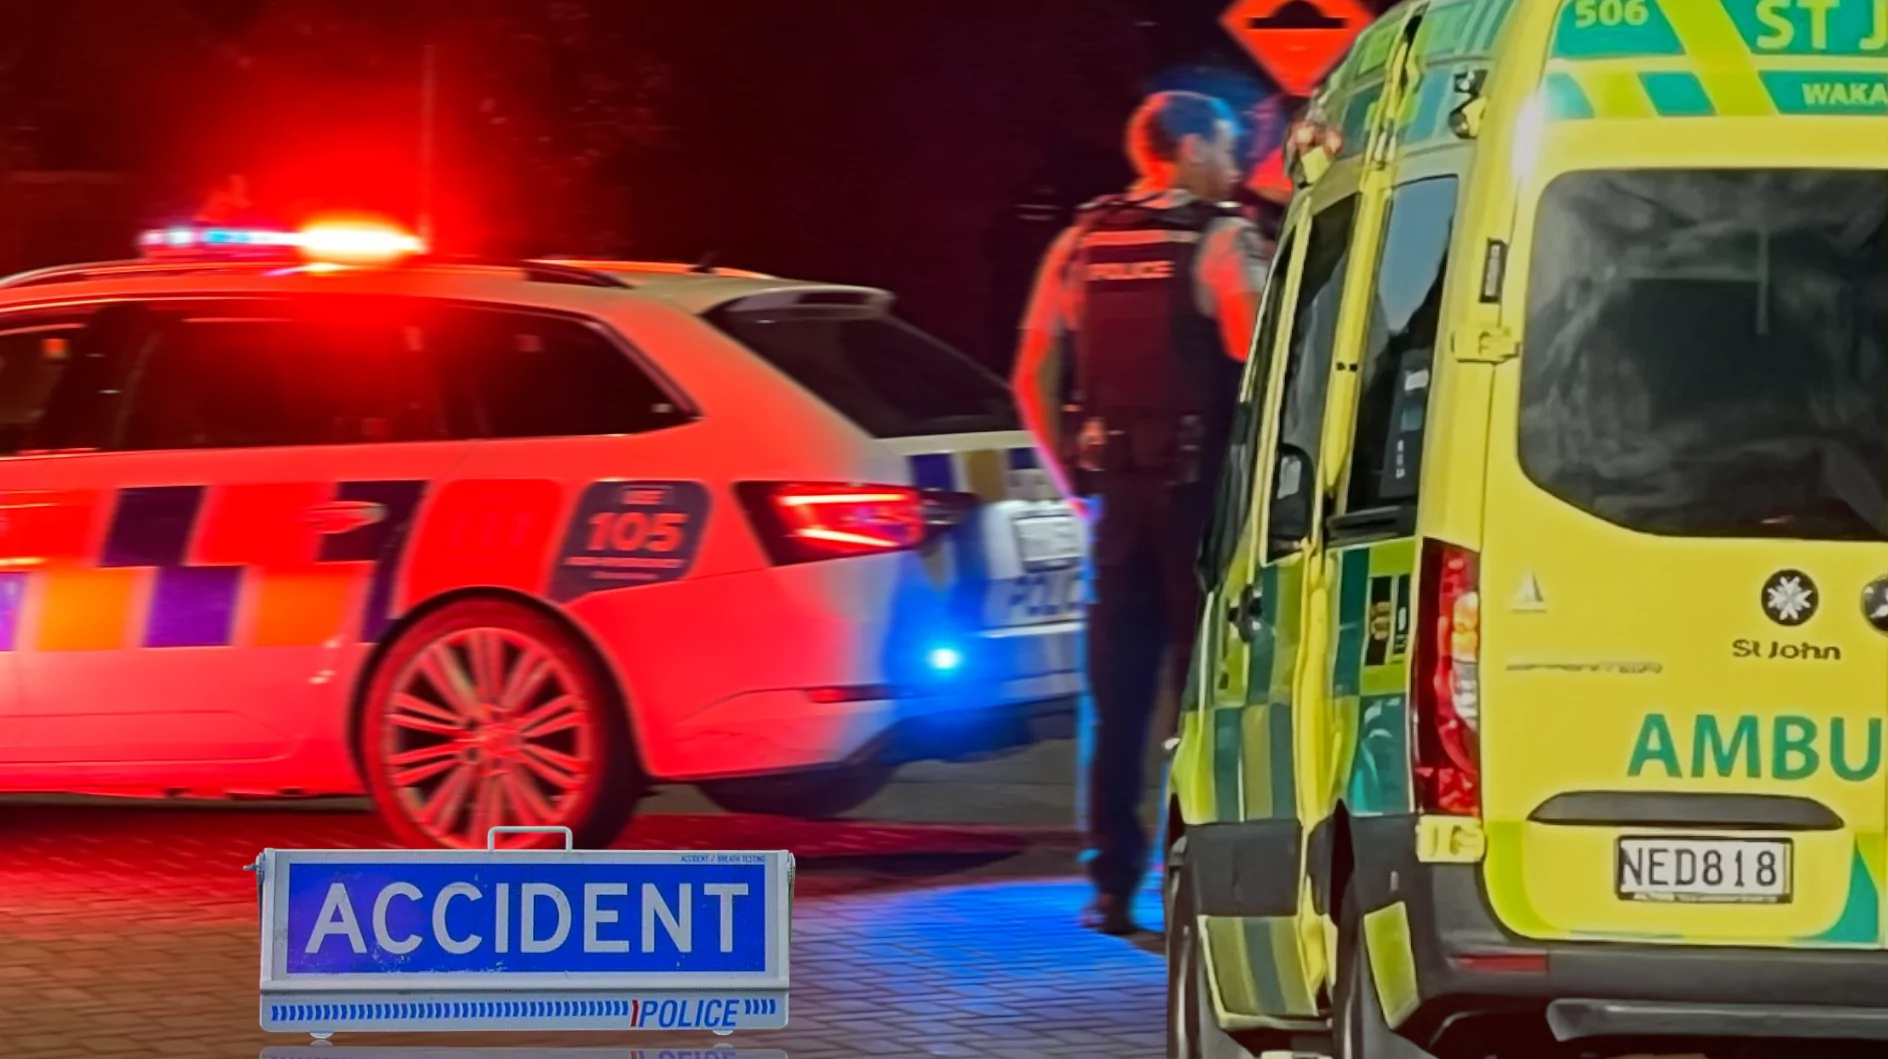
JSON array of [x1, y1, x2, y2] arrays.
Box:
[[0, 0, 1394, 370]]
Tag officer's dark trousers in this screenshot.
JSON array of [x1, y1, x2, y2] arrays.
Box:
[[1082, 470, 1212, 901]]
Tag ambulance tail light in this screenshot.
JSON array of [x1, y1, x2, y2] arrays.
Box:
[[737, 482, 977, 565], [1413, 540, 1481, 816]]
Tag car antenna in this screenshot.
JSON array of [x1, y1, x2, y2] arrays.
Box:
[[690, 251, 719, 274]]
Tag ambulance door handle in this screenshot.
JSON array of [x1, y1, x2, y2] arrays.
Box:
[[1227, 583, 1263, 641]]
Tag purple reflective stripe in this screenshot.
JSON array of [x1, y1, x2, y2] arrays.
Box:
[[144, 564, 242, 648], [317, 480, 426, 642], [0, 572, 27, 651], [89, 479, 427, 650], [101, 485, 243, 648], [101, 486, 201, 568]]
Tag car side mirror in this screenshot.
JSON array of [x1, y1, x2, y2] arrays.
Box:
[[1269, 443, 1315, 549]]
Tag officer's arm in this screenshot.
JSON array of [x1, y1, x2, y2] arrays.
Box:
[[1012, 227, 1082, 500], [1197, 219, 1269, 363]]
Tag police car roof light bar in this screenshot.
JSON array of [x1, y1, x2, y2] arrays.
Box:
[[137, 221, 427, 266]]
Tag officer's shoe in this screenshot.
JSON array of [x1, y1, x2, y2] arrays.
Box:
[[1080, 893, 1138, 935]]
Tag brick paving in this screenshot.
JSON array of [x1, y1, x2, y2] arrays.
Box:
[[0, 802, 1167, 1059]]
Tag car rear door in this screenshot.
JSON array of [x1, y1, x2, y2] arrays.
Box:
[[707, 297, 1085, 687], [1478, 165, 1888, 949]]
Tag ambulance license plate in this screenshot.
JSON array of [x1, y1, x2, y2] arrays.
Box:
[[1616, 836, 1791, 904], [1012, 513, 1081, 569]]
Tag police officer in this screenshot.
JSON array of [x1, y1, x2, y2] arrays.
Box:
[[1011, 91, 1271, 935]]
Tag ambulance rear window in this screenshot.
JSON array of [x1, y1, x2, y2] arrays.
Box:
[[1519, 169, 1888, 540], [708, 306, 1019, 439]]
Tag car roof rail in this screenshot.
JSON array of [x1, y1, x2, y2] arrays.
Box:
[[540, 258, 778, 280], [417, 255, 634, 289], [0, 256, 634, 291]]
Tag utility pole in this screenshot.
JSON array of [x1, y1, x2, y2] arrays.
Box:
[[418, 41, 438, 246]]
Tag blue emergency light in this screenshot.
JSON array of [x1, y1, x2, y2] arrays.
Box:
[[137, 221, 425, 264]]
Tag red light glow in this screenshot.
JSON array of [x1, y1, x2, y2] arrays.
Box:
[[297, 220, 425, 264], [774, 485, 927, 555]]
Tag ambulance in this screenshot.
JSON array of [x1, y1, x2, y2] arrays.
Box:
[[1165, 0, 1888, 1055]]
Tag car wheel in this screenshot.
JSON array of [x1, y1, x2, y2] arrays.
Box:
[[1335, 888, 1431, 1059], [698, 763, 896, 819], [360, 600, 642, 850], [1167, 837, 1246, 1059]]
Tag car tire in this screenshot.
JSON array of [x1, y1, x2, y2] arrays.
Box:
[[359, 599, 643, 850], [697, 762, 896, 819], [1335, 888, 1432, 1059], [1166, 836, 1248, 1059]]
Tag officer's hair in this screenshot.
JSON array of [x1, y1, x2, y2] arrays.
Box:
[[1126, 92, 1239, 170]]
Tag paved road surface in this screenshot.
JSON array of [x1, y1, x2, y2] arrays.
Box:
[[0, 738, 1180, 1059], [0, 739, 1717, 1059]]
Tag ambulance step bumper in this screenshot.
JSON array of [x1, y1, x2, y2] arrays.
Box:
[[1548, 998, 1888, 1043]]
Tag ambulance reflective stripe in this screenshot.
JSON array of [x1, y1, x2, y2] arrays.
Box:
[[1541, 0, 1888, 120]]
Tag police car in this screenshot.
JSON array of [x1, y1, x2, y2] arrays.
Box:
[[0, 221, 1084, 848]]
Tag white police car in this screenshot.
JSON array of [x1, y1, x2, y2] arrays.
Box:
[[0, 222, 1084, 847]]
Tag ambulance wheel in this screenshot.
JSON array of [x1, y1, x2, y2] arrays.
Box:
[[360, 600, 643, 850], [1335, 888, 1431, 1059], [697, 763, 895, 819], [1166, 837, 1246, 1059]]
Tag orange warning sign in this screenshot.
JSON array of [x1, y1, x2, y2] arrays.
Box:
[[1247, 147, 1293, 204], [1221, 0, 1372, 99]]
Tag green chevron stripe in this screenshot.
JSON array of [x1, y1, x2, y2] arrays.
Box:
[[1640, 70, 1716, 114], [1331, 548, 1372, 698], [1543, 71, 1598, 120]]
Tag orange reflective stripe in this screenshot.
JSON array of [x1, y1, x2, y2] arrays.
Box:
[[36, 567, 137, 651]]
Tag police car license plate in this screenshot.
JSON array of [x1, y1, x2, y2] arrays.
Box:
[[1616, 836, 1791, 904], [1012, 513, 1081, 569]]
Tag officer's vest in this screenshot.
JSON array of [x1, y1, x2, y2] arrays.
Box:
[[1068, 194, 1244, 478]]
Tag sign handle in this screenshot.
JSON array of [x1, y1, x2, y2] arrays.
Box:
[[486, 825, 575, 850]]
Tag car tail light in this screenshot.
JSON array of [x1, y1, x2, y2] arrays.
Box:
[[737, 482, 977, 565], [1413, 540, 1481, 815]]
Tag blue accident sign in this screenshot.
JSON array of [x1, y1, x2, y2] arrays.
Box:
[[261, 1051, 788, 1059], [254, 839, 791, 1037]]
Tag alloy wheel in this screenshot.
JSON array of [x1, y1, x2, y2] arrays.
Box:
[[378, 626, 598, 848]]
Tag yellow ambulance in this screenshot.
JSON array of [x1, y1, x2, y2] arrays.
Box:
[[1165, 0, 1888, 1056]]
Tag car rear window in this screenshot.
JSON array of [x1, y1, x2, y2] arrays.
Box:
[[708, 306, 1019, 438], [1519, 168, 1888, 541]]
